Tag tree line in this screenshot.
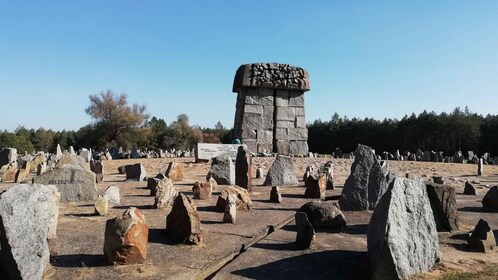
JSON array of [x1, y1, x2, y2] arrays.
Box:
[[308, 107, 498, 156], [1, 91, 496, 158]]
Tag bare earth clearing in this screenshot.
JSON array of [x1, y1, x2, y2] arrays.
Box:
[[1, 157, 497, 279]]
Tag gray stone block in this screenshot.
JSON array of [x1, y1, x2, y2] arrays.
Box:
[[276, 120, 295, 128], [257, 130, 273, 144], [289, 141, 308, 155], [289, 91, 304, 107], [241, 113, 263, 130], [276, 140, 289, 154], [258, 88, 274, 106], [244, 104, 263, 115], [295, 107, 305, 116], [242, 139, 257, 154], [276, 107, 295, 121], [288, 128, 308, 140], [296, 116, 306, 128], [275, 90, 289, 106], [261, 106, 274, 129], [276, 128, 288, 140]]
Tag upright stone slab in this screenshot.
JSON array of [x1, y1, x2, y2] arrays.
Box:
[[165, 161, 184, 182], [90, 160, 104, 183], [34, 166, 97, 202], [295, 212, 315, 249], [298, 201, 346, 231], [207, 155, 235, 185], [269, 186, 282, 203], [215, 186, 253, 212], [0, 184, 60, 280], [192, 181, 213, 200], [235, 146, 252, 192], [105, 186, 121, 205], [339, 144, 394, 211], [104, 207, 149, 265], [165, 194, 203, 245], [482, 186, 498, 212], [153, 178, 178, 209], [0, 147, 17, 168], [263, 155, 299, 186], [367, 178, 440, 280], [304, 173, 326, 200], [478, 158, 484, 176], [468, 219, 496, 253], [223, 193, 237, 224], [464, 181, 476, 195], [124, 163, 147, 181], [426, 183, 459, 231], [232, 63, 310, 155]]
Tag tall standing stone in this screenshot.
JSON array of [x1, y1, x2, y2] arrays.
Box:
[[90, 160, 104, 183], [269, 186, 282, 203], [482, 186, 498, 212], [426, 183, 459, 232], [468, 219, 496, 253], [104, 207, 149, 265], [339, 144, 394, 211], [165, 161, 184, 182], [235, 146, 252, 192], [367, 178, 440, 280], [0, 184, 60, 280], [478, 158, 484, 176], [232, 63, 310, 155], [207, 155, 235, 185], [153, 178, 178, 209], [295, 212, 315, 249], [304, 173, 326, 200], [124, 163, 147, 181], [166, 194, 203, 245], [223, 193, 237, 224], [263, 155, 299, 186], [0, 147, 17, 168]]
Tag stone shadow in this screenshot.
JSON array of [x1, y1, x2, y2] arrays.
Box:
[[344, 224, 368, 235], [230, 250, 366, 280], [197, 205, 218, 212], [281, 193, 304, 199], [113, 205, 154, 210], [50, 254, 106, 268], [458, 206, 485, 213], [251, 242, 299, 252]]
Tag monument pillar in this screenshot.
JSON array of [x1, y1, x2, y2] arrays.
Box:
[[232, 63, 310, 155]]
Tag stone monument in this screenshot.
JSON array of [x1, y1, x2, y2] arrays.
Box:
[[232, 63, 310, 155]]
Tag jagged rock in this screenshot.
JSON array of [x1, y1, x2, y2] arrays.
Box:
[[326, 173, 334, 190], [255, 167, 264, 179], [302, 165, 315, 182], [426, 183, 459, 232], [104, 207, 149, 265], [55, 153, 89, 170], [368, 178, 440, 280], [207, 155, 235, 185], [269, 186, 282, 203], [1, 163, 17, 182], [0, 147, 17, 167], [37, 162, 47, 176], [339, 144, 394, 211], [304, 173, 326, 200], [223, 193, 237, 224], [295, 212, 315, 249], [105, 186, 121, 205], [482, 186, 498, 212], [117, 165, 126, 174], [263, 155, 299, 186], [468, 219, 496, 253], [0, 184, 60, 280], [464, 181, 477, 195], [124, 163, 147, 181], [166, 194, 203, 245], [298, 201, 346, 230], [14, 168, 29, 183], [90, 160, 104, 183], [235, 146, 252, 192], [432, 176, 445, 184], [95, 194, 109, 215], [208, 177, 218, 190], [33, 166, 97, 202], [165, 161, 184, 181], [192, 181, 213, 200], [215, 186, 252, 212], [153, 178, 177, 208]]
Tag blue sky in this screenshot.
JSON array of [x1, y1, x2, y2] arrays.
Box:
[[1, 1, 497, 131]]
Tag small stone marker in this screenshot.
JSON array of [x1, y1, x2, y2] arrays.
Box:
[[255, 167, 264, 179], [153, 178, 177, 208], [432, 176, 445, 184], [215, 186, 253, 212], [263, 155, 299, 186], [468, 219, 496, 253], [166, 194, 203, 245], [295, 212, 315, 249], [124, 163, 147, 181], [14, 168, 29, 183], [298, 201, 346, 231], [478, 158, 484, 176], [105, 186, 121, 205], [207, 155, 235, 185], [0, 184, 60, 280], [304, 173, 326, 200], [1, 163, 18, 182], [117, 165, 126, 174], [235, 146, 252, 192], [104, 207, 149, 265], [426, 183, 459, 232], [166, 161, 184, 181], [223, 193, 237, 224], [367, 178, 440, 280], [482, 186, 498, 212], [90, 160, 104, 183], [269, 186, 282, 203], [463, 181, 476, 195], [192, 181, 213, 200], [95, 194, 109, 216], [37, 162, 47, 175]]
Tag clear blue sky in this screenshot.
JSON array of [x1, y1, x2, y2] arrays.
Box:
[[1, 1, 497, 131]]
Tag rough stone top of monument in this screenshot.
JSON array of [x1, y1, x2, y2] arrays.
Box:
[[233, 63, 310, 92]]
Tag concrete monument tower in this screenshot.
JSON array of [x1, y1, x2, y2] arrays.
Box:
[[232, 63, 310, 155]]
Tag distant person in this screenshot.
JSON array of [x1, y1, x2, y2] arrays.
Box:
[[232, 138, 241, 144]]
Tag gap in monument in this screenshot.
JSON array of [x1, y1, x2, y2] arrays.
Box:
[[272, 89, 278, 153]]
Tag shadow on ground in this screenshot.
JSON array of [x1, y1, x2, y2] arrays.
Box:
[[51, 254, 106, 268], [231, 250, 366, 280]]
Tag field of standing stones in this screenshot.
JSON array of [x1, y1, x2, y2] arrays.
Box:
[[0, 144, 497, 280]]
